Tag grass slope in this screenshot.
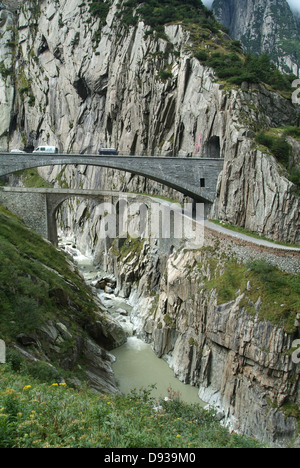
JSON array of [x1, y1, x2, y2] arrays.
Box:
[[0, 366, 262, 448], [0, 206, 96, 342]]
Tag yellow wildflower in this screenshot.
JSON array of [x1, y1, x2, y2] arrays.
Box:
[[23, 385, 31, 391]]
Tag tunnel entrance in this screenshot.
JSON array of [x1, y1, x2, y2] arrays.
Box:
[[203, 136, 221, 158]]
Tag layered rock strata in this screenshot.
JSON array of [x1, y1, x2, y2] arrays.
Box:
[[0, 0, 299, 243]]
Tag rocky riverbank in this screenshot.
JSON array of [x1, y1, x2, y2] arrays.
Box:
[[96, 232, 300, 448]]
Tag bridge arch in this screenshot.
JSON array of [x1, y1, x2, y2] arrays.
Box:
[[50, 191, 155, 243], [47, 192, 108, 246]]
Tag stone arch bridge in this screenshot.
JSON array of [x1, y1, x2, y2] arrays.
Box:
[[0, 187, 205, 247], [0, 153, 224, 203], [0, 153, 224, 244]]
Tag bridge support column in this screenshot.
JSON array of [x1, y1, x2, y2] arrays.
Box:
[[47, 202, 59, 246], [45, 193, 68, 247]]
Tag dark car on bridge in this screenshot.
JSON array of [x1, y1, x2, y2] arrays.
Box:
[[99, 148, 118, 155]]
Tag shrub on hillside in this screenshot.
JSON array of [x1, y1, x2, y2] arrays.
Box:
[[255, 131, 290, 166]]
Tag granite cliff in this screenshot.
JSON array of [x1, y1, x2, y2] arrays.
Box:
[[0, 0, 299, 448], [0, 0, 297, 242], [104, 235, 300, 447], [212, 0, 300, 76]]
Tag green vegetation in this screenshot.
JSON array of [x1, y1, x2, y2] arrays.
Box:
[[205, 259, 300, 334], [89, 0, 221, 35], [255, 130, 290, 166], [89, 0, 111, 18], [0, 365, 262, 448], [15, 168, 53, 188], [0, 61, 13, 79], [0, 206, 96, 342], [118, 0, 218, 32], [158, 69, 173, 82], [88, 0, 111, 26], [282, 126, 300, 141], [6, 347, 64, 384], [111, 235, 144, 261], [202, 52, 294, 93], [289, 166, 300, 192], [189, 24, 297, 94], [255, 130, 300, 193], [16, 67, 36, 107]]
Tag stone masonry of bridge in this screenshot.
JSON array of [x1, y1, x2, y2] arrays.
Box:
[[0, 187, 201, 247], [0, 153, 224, 203], [0, 187, 149, 245]]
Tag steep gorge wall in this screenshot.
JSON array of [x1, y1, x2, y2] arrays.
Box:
[[103, 232, 300, 448], [0, 0, 299, 243], [212, 0, 300, 76]]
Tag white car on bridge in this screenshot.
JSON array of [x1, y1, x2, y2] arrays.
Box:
[[10, 149, 27, 153], [33, 146, 59, 154]]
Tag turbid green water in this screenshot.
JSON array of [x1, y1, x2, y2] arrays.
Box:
[[112, 337, 205, 405]]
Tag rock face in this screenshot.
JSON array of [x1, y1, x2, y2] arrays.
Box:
[[212, 143, 300, 244], [103, 234, 300, 447], [14, 314, 123, 395], [11, 271, 127, 394], [1, 0, 299, 244], [0, 4, 15, 146], [212, 0, 300, 76]]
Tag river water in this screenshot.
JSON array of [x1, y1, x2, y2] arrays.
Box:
[[112, 338, 203, 404], [60, 238, 204, 406]]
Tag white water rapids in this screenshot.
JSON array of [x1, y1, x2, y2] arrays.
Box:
[[59, 237, 204, 406]]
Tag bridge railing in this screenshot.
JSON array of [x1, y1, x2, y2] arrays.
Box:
[[0, 150, 223, 159]]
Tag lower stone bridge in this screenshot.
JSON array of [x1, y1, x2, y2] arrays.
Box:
[[0, 187, 207, 248], [0, 153, 224, 203], [0, 187, 150, 245]]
